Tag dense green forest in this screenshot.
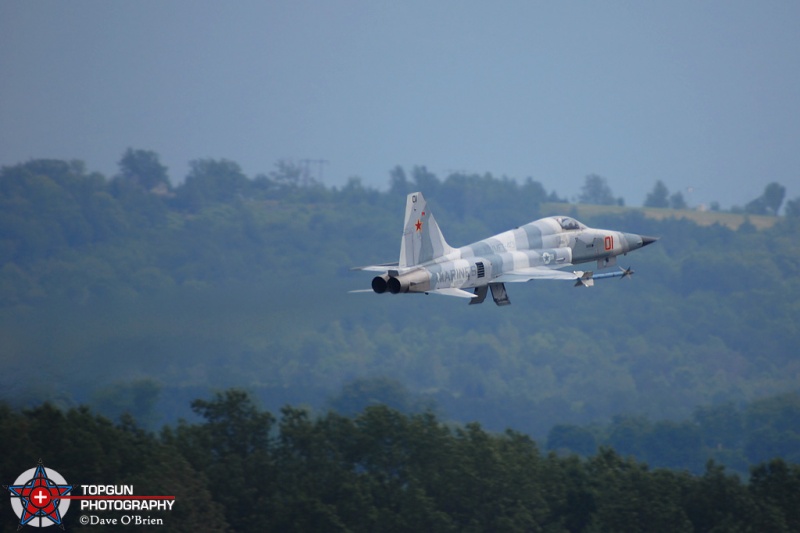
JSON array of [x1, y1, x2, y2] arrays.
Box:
[[1, 152, 799, 477], [1, 390, 799, 532]]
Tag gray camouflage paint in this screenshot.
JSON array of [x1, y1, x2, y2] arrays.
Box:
[[361, 192, 656, 305]]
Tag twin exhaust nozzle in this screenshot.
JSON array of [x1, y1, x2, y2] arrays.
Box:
[[372, 275, 391, 294], [372, 275, 405, 294], [372, 271, 430, 294]]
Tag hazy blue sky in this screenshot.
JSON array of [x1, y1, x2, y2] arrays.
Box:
[[2, 1, 799, 208]]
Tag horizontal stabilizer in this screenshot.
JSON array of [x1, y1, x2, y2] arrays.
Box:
[[350, 262, 399, 272]]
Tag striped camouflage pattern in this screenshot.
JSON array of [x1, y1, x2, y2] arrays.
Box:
[[357, 192, 656, 305]]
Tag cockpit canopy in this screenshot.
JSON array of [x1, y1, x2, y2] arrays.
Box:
[[554, 216, 586, 231]]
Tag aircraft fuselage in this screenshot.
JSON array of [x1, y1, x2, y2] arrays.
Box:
[[357, 192, 657, 305]]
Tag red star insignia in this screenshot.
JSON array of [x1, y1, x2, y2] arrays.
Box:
[[8, 463, 73, 527], [415, 219, 423, 232]]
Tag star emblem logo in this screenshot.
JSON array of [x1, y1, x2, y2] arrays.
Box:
[[415, 219, 423, 232], [6, 460, 73, 529]]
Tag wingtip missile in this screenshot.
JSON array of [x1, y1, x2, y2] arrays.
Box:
[[574, 267, 634, 287]]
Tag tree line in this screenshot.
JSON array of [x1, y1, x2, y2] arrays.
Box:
[[641, 178, 797, 215], [1, 390, 799, 532], [545, 392, 800, 476], [1, 152, 799, 481]]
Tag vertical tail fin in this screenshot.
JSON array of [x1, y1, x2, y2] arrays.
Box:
[[399, 192, 453, 267]]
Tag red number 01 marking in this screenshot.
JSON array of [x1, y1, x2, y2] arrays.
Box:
[[604, 236, 614, 251]]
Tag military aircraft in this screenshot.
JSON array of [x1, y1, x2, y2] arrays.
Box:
[[353, 192, 657, 305]]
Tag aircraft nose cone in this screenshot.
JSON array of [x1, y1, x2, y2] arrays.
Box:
[[622, 233, 659, 250], [641, 235, 659, 247]]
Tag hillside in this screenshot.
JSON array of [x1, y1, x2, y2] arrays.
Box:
[[542, 203, 779, 230], [1, 158, 798, 473]]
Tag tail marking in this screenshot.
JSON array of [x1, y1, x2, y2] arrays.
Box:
[[399, 192, 453, 267]]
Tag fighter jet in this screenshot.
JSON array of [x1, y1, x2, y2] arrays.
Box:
[[353, 192, 657, 305]]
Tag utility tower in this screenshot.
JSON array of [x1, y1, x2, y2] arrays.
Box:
[[300, 158, 329, 185]]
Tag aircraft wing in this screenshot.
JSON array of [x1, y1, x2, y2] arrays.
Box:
[[428, 288, 477, 298], [494, 267, 583, 283], [349, 287, 475, 298]]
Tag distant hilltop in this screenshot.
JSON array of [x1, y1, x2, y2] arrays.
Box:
[[542, 203, 779, 231]]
